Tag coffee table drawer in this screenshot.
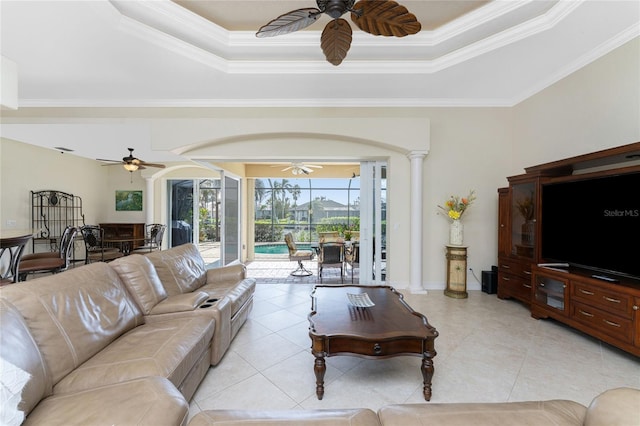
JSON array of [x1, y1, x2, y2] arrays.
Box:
[[328, 337, 424, 356]]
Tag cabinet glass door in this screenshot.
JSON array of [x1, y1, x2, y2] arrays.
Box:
[[534, 275, 566, 311], [511, 182, 535, 259]]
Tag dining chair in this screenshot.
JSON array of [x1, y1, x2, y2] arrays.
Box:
[[0, 234, 32, 285], [284, 232, 314, 276], [80, 225, 124, 263], [18, 226, 78, 280], [132, 224, 166, 253], [317, 241, 345, 283]]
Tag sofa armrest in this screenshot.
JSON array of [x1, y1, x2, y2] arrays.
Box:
[[205, 264, 246, 286], [584, 387, 640, 426], [150, 292, 209, 315]]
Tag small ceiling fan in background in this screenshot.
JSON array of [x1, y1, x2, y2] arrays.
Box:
[[273, 162, 324, 175], [98, 148, 166, 173], [256, 0, 421, 66]]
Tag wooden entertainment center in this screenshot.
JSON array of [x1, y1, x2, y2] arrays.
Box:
[[497, 142, 640, 357]]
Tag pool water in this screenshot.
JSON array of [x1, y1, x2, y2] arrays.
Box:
[[255, 243, 312, 254]]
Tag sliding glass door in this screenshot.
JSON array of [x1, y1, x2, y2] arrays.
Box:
[[167, 173, 241, 267], [359, 161, 387, 284], [223, 175, 240, 265]]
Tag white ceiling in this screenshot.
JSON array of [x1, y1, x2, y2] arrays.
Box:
[[1, 0, 639, 164]]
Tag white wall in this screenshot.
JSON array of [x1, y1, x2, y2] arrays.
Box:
[[0, 139, 135, 256], [513, 37, 640, 169]]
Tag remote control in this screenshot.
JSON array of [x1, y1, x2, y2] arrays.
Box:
[[591, 274, 619, 283], [537, 263, 569, 268]]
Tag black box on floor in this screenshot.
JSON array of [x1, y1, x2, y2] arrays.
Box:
[[482, 269, 497, 294]]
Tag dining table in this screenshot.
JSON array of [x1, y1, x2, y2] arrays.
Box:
[[103, 237, 148, 255]]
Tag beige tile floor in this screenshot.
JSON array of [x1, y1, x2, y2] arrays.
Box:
[[188, 260, 640, 421]]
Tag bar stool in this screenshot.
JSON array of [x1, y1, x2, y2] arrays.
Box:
[[0, 234, 32, 285]]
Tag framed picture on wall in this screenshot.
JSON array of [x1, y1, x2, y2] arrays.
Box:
[[115, 190, 143, 211]]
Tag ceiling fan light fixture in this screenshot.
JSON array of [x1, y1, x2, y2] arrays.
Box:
[[123, 163, 139, 172]]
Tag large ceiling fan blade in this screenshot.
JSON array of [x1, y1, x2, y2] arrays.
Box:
[[321, 19, 352, 66], [97, 158, 121, 163], [138, 161, 166, 169], [256, 8, 322, 38], [351, 0, 421, 37]]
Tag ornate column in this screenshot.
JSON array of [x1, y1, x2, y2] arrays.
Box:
[[145, 178, 154, 225], [408, 151, 427, 294]]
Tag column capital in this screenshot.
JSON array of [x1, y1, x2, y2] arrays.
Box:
[[407, 150, 428, 160]]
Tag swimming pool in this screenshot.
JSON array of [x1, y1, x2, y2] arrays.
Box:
[[254, 243, 312, 254]]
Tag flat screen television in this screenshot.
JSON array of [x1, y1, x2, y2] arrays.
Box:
[[540, 171, 640, 281]]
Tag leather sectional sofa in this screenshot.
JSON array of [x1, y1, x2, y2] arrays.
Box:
[[0, 243, 255, 425], [191, 387, 640, 425]]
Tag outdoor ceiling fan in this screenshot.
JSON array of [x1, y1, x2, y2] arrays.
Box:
[[98, 148, 166, 173], [256, 0, 421, 66], [275, 162, 323, 175]]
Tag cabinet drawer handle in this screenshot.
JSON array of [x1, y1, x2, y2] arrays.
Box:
[[523, 284, 532, 289], [603, 296, 621, 304], [373, 343, 382, 354], [523, 270, 532, 275], [501, 265, 510, 269], [502, 277, 510, 281], [579, 289, 595, 296], [603, 320, 621, 328], [538, 282, 545, 287], [579, 310, 594, 317]]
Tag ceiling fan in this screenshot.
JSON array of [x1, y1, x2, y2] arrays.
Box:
[[275, 162, 323, 175], [256, 0, 421, 66], [98, 148, 166, 172]]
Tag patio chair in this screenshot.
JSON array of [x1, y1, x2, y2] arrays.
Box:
[[345, 242, 359, 283], [284, 232, 314, 277], [317, 241, 344, 283]]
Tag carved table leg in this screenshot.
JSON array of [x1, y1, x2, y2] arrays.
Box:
[[314, 355, 326, 400], [421, 355, 434, 401]]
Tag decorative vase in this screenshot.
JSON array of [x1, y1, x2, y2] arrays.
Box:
[[521, 220, 535, 246], [449, 220, 464, 245]]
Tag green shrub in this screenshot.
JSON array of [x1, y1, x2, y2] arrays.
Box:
[[255, 221, 283, 242]]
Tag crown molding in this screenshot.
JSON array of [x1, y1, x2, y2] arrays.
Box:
[[16, 97, 514, 109], [109, 0, 571, 74]]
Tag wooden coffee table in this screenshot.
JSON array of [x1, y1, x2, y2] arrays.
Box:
[[308, 285, 438, 401]]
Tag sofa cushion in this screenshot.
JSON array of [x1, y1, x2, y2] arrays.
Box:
[[146, 243, 207, 296], [0, 299, 53, 419], [377, 401, 587, 426], [110, 254, 168, 314], [188, 408, 381, 426], [0, 263, 143, 385], [25, 377, 189, 426], [54, 316, 215, 395], [584, 387, 640, 426]]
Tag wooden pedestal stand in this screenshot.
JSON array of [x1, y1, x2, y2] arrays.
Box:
[[445, 245, 468, 299]]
